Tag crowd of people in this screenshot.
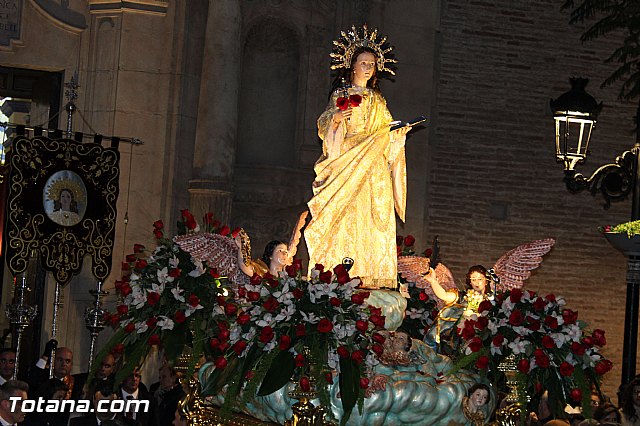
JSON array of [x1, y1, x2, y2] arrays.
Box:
[[0, 342, 186, 426]]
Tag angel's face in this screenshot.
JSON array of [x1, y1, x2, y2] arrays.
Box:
[[270, 244, 289, 270], [469, 271, 488, 293]]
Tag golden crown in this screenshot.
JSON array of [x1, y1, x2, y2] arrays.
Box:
[[330, 24, 397, 75], [46, 177, 87, 204]]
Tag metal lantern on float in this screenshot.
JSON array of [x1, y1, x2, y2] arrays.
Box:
[[550, 78, 602, 171]]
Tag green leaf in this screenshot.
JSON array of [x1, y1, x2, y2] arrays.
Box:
[[338, 357, 360, 426], [257, 350, 295, 396]]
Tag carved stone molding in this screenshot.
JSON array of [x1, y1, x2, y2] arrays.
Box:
[[88, 0, 168, 15], [31, 0, 87, 32]]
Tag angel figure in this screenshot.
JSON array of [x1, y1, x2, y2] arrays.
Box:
[[398, 238, 555, 352], [174, 212, 308, 291]]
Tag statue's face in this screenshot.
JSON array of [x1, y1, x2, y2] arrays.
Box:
[[469, 389, 489, 409], [469, 271, 487, 293], [352, 51, 376, 86], [270, 244, 289, 270], [60, 190, 72, 210]]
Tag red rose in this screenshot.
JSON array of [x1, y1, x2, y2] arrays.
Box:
[[582, 336, 593, 347], [592, 329, 607, 347], [133, 243, 145, 253], [533, 297, 547, 312], [510, 289, 523, 303], [359, 377, 369, 389], [535, 353, 550, 368], [542, 335, 555, 349], [135, 259, 148, 270], [232, 341, 248, 356], [317, 318, 334, 333], [570, 388, 582, 402], [279, 335, 291, 350], [330, 297, 341, 307], [214, 356, 227, 369], [124, 323, 135, 333], [146, 317, 157, 328], [492, 334, 504, 347], [117, 305, 128, 315], [188, 294, 201, 307], [147, 334, 161, 346], [351, 350, 365, 365], [293, 258, 303, 272], [403, 235, 416, 247], [423, 248, 433, 257], [337, 346, 350, 358], [475, 316, 489, 331], [369, 315, 386, 328], [174, 311, 186, 324], [295, 354, 306, 367], [125, 254, 137, 263], [526, 316, 541, 331], [250, 273, 262, 285], [571, 342, 585, 356], [259, 326, 274, 343], [351, 293, 366, 305], [314, 264, 324, 272], [236, 313, 251, 325], [475, 355, 490, 369], [517, 358, 530, 373], [209, 268, 220, 279], [247, 291, 260, 302], [319, 271, 332, 284], [224, 303, 238, 316], [418, 292, 429, 302], [285, 264, 297, 277], [166, 268, 180, 278], [461, 323, 476, 340], [231, 227, 242, 238], [508, 310, 524, 326], [295, 324, 306, 337], [468, 337, 483, 352], [544, 316, 558, 330], [217, 329, 230, 341], [300, 376, 310, 391], [153, 220, 164, 230], [147, 292, 160, 306], [534, 382, 543, 394], [111, 343, 125, 354], [325, 373, 333, 384], [263, 297, 280, 313], [203, 212, 214, 226], [372, 343, 384, 356], [292, 288, 304, 299], [545, 293, 556, 303], [349, 94, 362, 107], [478, 300, 493, 313], [336, 96, 349, 110], [595, 359, 613, 375], [372, 333, 386, 344], [153, 229, 163, 239], [562, 309, 578, 325], [356, 320, 368, 333], [559, 362, 574, 377], [209, 338, 220, 350], [120, 283, 132, 297], [219, 226, 230, 236]]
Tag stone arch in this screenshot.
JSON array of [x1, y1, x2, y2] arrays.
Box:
[[236, 17, 300, 167]]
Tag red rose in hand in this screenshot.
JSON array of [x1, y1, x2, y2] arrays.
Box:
[[559, 362, 574, 376], [475, 355, 490, 369], [336, 96, 349, 111], [517, 358, 530, 373], [349, 94, 362, 107]]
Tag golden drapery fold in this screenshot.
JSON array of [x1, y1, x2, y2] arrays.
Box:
[[305, 87, 406, 289]]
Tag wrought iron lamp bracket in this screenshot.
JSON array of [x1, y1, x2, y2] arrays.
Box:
[[563, 148, 637, 209]]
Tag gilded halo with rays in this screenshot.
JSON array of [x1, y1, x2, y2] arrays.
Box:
[[46, 177, 87, 205], [330, 24, 397, 75]]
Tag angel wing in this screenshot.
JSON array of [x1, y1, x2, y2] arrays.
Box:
[[173, 233, 245, 284], [287, 211, 309, 261], [492, 238, 556, 291], [397, 256, 456, 308]]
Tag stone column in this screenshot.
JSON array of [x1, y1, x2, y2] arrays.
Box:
[[189, 0, 241, 223]]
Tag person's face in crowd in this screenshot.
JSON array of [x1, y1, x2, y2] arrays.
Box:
[[469, 271, 488, 293], [159, 367, 176, 391], [270, 244, 289, 271], [93, 390, 116, 421], [0, 352, 16, 380], [1, 390, 28, 423], [122, 371, 141, 393], [60, 190, 72, 211], [590, 393, 602, 408], [468, 388, 489, 410], [352, 51, 376, 87], [52, 389, 66, 400], [97, 354, 115, 379], [54, 349, 73, 378]]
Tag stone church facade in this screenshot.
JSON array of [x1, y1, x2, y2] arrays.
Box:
[[0, 0, 634, 397]]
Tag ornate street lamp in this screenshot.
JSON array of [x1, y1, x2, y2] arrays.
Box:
[[551, 78, 640, 387]]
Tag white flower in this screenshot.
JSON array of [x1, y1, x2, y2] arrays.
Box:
[[156, 267, 174, 284], [212, 305, 224, 316], [365, 353, 380, 368], [256, 314, 274, 328], [275, 304, 296, 322], [328, 351, 339, 370], [406, 308, 424, 319], [130, 288, 146, 309], [185, 303, 203, 317], [263, 340, 276, 352], [301, 311, 319, 324], [171, 285, 185, 302], [157, 316, 174, 331], [151, 282, 165, 295], [135, 321, 148, 334], [188, 260, 205, 277], [508, 338, 528, 355]]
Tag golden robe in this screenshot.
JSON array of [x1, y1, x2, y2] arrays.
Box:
[[305, 87, 406, 289]]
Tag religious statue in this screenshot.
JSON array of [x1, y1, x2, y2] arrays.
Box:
[[304, 25, 412, 290]]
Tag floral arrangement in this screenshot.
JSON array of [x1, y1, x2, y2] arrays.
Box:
[[336, 94, 362, 110], [399, 282, 439, 340], [97, 210, 386, 425], [600, 219, 640, 236], [453, 288, 612, 418]]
